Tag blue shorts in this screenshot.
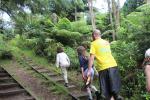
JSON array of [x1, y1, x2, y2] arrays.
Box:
[[84, 68, 94, 80]]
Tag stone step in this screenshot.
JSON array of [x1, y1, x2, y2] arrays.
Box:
[[67, 84, 76, 90], [0, 73, 9, 77], [0, 77, 13, 82], [69, 91, 89, 100], [29, 63, 37, 67], [51, 76, 64, 83], [25, 97, 35, 100], [0, 89, 26, 97], [37, 69, 50, 73], [47, 72, 58, 77], [0, 70, 6, 73], [33, 67, 44, 70], [0, 83, 19, 90]]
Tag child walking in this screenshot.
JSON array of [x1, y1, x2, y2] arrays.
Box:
[[77, 46, 100, 100], [56, 47, 70, 87]]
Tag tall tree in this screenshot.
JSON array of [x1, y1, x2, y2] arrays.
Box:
[[122, 0, 145, 15], [71, 0, 85, 21], [87, 0, 96, 30], [111, 0, 121, 40], [116, 0, 120, 28], [107, 0, 116, 40], [145, 0, 150, 3]]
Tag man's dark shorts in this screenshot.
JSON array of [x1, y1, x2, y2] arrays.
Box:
[[98, 67, 121, 99]]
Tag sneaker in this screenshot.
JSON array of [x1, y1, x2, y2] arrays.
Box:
[[95, 91, 101, 100], [88, 97, 93, 100], [116, 95, 123, 100], [64, 83, 69, 87]]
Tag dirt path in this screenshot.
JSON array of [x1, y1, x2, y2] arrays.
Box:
[[1, 60, 70, 100]]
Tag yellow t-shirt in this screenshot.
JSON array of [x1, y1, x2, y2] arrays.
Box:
[[90, 38, 117, 71]]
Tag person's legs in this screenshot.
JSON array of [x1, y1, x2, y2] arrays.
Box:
[[61, 67, 68, 84], [87, 87, 93, 100], [145, 65, 150, 92], [90, 85, 98, 92], [99, 69, 112, 100], [108, 67, 122, 100]]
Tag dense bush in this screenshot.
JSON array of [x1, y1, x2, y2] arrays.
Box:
[[118, 4, 150, 60], [57, 18, 71, 30], [111, 41, 147, 99], [0, 35, 13, 59], [44, 39, 63, 62], [95, 13, 110, 33], [64, 46, 79, 70], [113, 4, 150, 99], [52, 28, 82, 46], [71, 20, 92, 34]]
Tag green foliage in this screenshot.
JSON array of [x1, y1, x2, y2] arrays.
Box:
[[122, 0, 145, 15], [0, 35, 13, 59], [111, 41, 137, 73], [44, 39, 63, 62], [118, 4, 150, 58], [71, 20, 92, 34], [64, 46, 79, 70], [52, 28, 82, 46], [114, 4, 150, 98], [57, 18, 71, 30], [111, 41, 146, 99], [95, 13, 109, 32]]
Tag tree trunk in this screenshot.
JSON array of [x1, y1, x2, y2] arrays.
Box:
[[107, 0, 115, 41], [116, 0, 120, 28], [88, 0, 96, 31], [111, 0, 120, 40], [147, 0, 150, 3], [111, 0, 117, 40], [75, 6, 77, 21]]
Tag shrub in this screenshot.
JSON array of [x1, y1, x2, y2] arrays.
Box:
[[71, 20, 92, 34], [0, 35, 13, 59], [44, 39, 63, 62], [111, 41, 147, 99], [0, 50, 13, 59], [64, 46, 79, 70], [52, 29, 82, 46], [57, 18, 71, 30]]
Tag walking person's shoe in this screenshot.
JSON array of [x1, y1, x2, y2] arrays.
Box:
[[64, 83, 69, 87], [114, 94, 123, 100], [88, 98, 93, 100], [116, 95, 123, 100], [95, 91, 101, 100]]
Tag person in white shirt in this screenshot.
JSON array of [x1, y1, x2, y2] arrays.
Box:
[[143, 48, 150, 92], [56, 47, 70, 87]]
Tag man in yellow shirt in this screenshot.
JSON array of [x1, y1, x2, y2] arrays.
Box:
[[88, 29, 122, 100]]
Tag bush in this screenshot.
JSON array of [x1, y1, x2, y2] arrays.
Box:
[[44, 39, 63, 62], [0, 35, 13, 59], [71, 20, 92, 34], [57, 18, 71, 30], [111, 41, 147, 99], [52, 29, 82, 46], [0, 50, 13, 59], [10, 35, 39, 50], [64, 46, 79, 70]]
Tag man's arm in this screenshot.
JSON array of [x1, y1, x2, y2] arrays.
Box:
[[88, 54, 95, 76], [81, 67, 86, 80]]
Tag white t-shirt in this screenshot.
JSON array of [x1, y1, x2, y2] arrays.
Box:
[[145, 48, 150, 58], [56, 52, 70, 67]]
